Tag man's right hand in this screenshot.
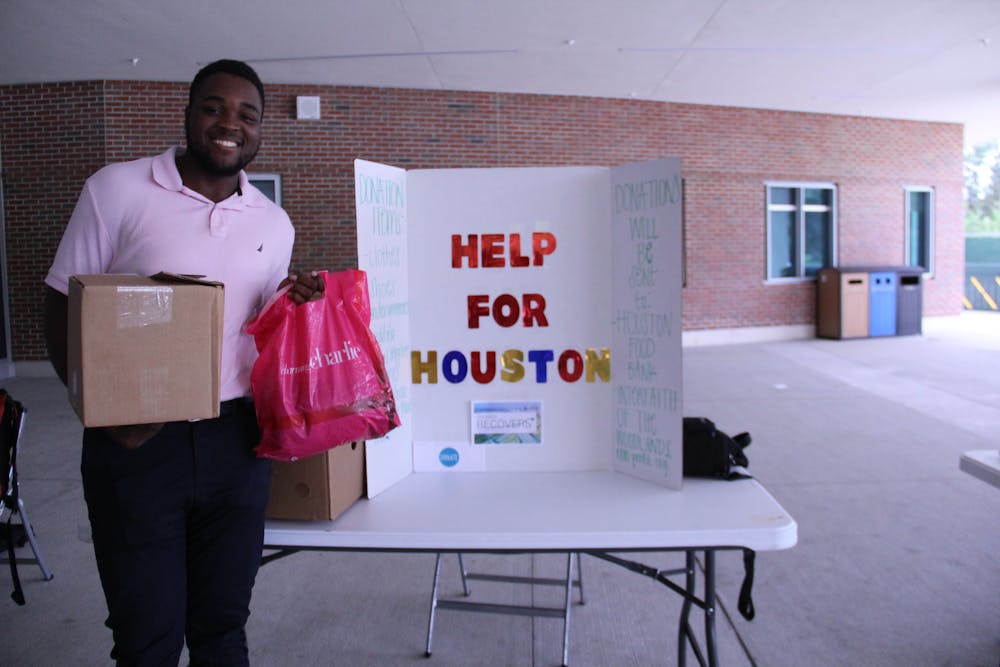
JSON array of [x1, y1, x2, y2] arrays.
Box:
[[103, 423, 166, 449]]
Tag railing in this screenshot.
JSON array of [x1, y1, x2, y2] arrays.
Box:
[[965, 263, 1000, 311]]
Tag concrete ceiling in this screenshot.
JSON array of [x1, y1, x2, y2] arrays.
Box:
[[3, 0, 1000, 147]]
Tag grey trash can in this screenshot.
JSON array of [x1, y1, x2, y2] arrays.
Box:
[[896, 268, 923, 335]]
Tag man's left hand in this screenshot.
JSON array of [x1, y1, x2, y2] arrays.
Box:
[[280, 271, 326, 305]]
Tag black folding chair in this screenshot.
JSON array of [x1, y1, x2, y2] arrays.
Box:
[[1, 389, 54, 605]]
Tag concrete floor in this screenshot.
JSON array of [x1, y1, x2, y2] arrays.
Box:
[[1, 312, 998, 666]]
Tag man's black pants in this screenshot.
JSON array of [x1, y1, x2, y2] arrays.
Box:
[[82, 399, 269, 666]]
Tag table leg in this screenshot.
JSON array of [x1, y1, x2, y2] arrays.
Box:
[[589, 550, 722, 666], [425, 553, 444, 657], [458, 552, 470, 596], [561, 553, 574, 667], [703, 550, 718, 667], [678, 550, 694, 667], [679, 550, 719, 667], [575, 553, 586, 605]]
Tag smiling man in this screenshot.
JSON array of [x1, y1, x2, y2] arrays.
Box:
[[43, 60, 322, 666]]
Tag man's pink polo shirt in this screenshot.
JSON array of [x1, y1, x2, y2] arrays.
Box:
[[46, 147, 294, 402]]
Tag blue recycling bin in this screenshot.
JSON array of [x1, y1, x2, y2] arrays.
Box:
[[868, 271, 897, 336]]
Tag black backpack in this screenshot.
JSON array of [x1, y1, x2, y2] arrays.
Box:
[[682, 417, 751, 480]]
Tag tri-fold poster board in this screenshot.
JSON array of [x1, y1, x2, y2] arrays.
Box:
[[355, 157, 683, 497]]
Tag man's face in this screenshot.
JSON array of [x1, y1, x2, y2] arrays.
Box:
[[184, 72, 262, 177]]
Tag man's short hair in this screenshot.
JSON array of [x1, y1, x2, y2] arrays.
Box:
[[188, 59, 265, 114]]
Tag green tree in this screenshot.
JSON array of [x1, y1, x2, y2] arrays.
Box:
[[965, 140, 1000, 233]]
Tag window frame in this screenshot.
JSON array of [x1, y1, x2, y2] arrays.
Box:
[[764, 181, 838, 283], [247, 173, 282, 206], [903, 186, 934, 276]]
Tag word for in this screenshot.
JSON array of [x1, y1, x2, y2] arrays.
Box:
[[281, 342, 362, 376], [411, 348, 611, 384], [452, 232, 557, 268], [468, 293, 547, 328]]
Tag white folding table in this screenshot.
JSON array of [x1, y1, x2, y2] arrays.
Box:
[[960, 450, 1000, 490], [263, 470, 798, 666]]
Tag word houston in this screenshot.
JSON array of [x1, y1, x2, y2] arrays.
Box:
[[412, 348, 611, 384]]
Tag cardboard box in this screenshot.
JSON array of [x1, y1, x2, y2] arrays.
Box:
[[67, 273, 224, 427], [266, 441, 366, 521]]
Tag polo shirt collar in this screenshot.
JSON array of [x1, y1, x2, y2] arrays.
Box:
[[151, 146, 268, 209]]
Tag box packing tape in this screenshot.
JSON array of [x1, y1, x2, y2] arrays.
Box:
[[116, 285, 173, 329]]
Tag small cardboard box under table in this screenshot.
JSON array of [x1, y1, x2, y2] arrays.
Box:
[[266, 441, 366, 521]]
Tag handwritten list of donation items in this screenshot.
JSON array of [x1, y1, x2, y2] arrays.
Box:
[[355, 160, 413, 496], [611, 158, 683, 489]]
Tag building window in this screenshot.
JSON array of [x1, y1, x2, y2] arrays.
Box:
[[248, 173, 282, 206], [765, 183, 836, 280], [904, 187, 933, 274]]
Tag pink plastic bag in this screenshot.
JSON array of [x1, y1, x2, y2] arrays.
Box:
[[245, 269, 400, 461]]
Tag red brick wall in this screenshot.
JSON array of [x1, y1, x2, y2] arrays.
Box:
[[1, 82, 107, 361], [0, 81, 964, 361]]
